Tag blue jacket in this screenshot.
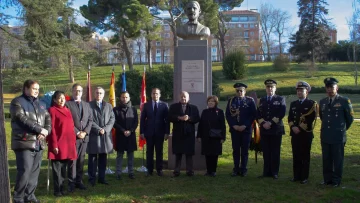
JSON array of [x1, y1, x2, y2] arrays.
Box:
[[140, 100, 170, 137], [257, 95, 286, 135]]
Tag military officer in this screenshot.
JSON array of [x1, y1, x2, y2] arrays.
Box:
[[257, 79, 286, 179], [319, 77, 354, 187], [288, 81, 317, 184], [225, 83, 257, 177]]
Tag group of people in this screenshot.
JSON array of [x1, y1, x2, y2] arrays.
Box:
[[10, 77, 353, 203]]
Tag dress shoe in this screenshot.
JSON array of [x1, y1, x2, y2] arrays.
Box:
[[332, 183, 340, 187], [60, 191, 67, 196], [231, 172, 239, 177], [68, 184, 75, 193], [98, 180, 109, 185], [273, 175, 279, 179], [54, 192, 63, 197], [320, 181, 332, 185], [290, 178, 299, 182], [172, 171, 180, 177], [157, 171, 164, 177], [186, 171, 194, 177], [129, 173, 135, 179], [89, 180, 95, 187], [300, 179, 308, 184], [146, 172, 153, 177], [210, 172, 216, 177], [257, 175, 265, 179], [240, 172, 247, 177], [25, 199, 40, 203], [75, 183, 87, 190]]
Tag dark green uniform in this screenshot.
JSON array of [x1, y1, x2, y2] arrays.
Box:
[[319, 94, 354, 185]]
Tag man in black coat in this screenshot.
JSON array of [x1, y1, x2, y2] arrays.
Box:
[[168, 91, 200, 177], [140, 88, 170, 177], [66, 84, 93, 192], [288, 81, 317, 184], [10, 80, 51, 203], [257, 79, 286, 179]]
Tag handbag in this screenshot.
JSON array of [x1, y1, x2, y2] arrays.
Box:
[[208, 117, 222, 138]]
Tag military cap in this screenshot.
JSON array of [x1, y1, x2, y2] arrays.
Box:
[[324, 77, 339, 87], [295, 81, 311, 92], [233, 83, 248, 88], [264, 79, 277, 86]]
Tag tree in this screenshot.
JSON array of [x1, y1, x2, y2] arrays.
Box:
[[348, 1, 360, 85], [273, 9, 291, 55], [289, 0, 330, 66], [81, 0, 151, 70], [260, 3, 277, 61]]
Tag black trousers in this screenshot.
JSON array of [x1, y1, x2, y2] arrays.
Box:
[[13, 150, 43, 203], [260, 133, 282, 176], [174, 154, 193, 173], [205, 155, 218, 173], [88, 153, 107, 182], [145, 135, 164, 173], [321, 142, 345, 184], [51, 160, 68, 194], [291, 134, 313, 181], [68, 140, 87, 186], [231, 132, 251, 173]]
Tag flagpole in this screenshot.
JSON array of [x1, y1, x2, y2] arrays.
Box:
[[106, 63, 115, 175], [137, 66, 147, 172]]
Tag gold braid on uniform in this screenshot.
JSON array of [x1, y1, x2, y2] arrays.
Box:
[[229, 97, 240, 122], [299, 102, 317, 132]]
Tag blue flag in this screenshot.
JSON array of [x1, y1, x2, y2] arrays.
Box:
[[122, 71, 126, 91]]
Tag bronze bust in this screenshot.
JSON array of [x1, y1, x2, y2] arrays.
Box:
[[176, 1, 211, 40]]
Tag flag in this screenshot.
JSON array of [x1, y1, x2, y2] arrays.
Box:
[[109, 69, 117, 150], [86, 65, 92, 102], [122, 64, 126, 92], [139, 67, 147, 150]]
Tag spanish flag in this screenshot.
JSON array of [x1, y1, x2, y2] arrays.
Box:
[[139, 67, 147, 150], [109, 68, 117, 150]]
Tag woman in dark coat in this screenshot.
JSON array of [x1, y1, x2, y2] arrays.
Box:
[[113, 91, 138, 179], [197, 95, 226, 177], [47, 91, 77, 196]]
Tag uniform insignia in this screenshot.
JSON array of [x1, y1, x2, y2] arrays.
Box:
[[334, 103, 341, 107], [348, 99, 351, 104], [272, 117, 279, 123], [304, 108, 308, 110], [292, 107, 296, 110], [273, 101, 280, 105]]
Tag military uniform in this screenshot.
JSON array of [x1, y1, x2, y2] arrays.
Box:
[[319, 78, 354, 186], [257, 80, 286, 178], [226, 85, 257, 176], [288, 81, 317, 184]]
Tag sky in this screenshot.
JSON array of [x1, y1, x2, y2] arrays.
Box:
[[0, 0, 356, 41]]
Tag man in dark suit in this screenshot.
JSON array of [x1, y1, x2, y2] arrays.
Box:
[[140, 88, 170, 177], [288, 81, 317, 184], [87, 87, 115, 186], [257, 79, 286, 179], [319, 77, 354, 187], [168, 91, 200, 177], [66, 83, 93, 192]]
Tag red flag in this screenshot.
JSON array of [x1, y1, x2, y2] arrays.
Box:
[[139, 67, 147, 150], [86, 66, 92, 102], [109, 71, 117, 150]]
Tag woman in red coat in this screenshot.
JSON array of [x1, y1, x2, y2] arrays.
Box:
[[47, 91, 77, 196]]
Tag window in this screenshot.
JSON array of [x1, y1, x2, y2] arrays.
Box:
[[212, 48, 217, 53], [244, 24, 248, 28], [156, 56, 161, 62], [244, 31, 249, 37], [249, 16, 257, 21], [212, 56, 217, 61], [231, 17, 239, 22], [156, 49, 161, 55], [237, 24, 242, 28], [212, 39, 217, 45], [249, 47, 255, 52], [239, 16, 248, 22], [164, 33, 170, 38], [164, 25, 170, 31], [250, 23, 255, 28], [156, 41, 161, 46], [250, 31, 255, 36]]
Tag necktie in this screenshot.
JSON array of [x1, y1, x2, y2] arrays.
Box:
[[329, 98, 332, 107], [154, 102, 158, 115], [77, 101, 82, 115], [98, 102, 102, 109], [299, 100, 302, 104], [182, 105, 186, 113], [267, 97, 271, 103]]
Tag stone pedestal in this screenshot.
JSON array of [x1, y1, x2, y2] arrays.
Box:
[[167, 40, 211, 170]]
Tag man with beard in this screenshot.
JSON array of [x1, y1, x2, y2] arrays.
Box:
[[66, 84, 93, 192], [176, 1, 210, 40], [257, 79, 286, 180], [288, 81, 317, 184], [168, 91, 200, 177], [319, 77, 354, 187]]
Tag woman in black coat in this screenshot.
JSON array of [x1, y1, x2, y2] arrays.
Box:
[[113, 91, 138, 179], [197, 95, 226, 177]]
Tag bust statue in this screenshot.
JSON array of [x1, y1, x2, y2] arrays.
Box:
[[176, 1, 211, 40]]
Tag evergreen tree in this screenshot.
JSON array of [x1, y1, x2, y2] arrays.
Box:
[[289, 0, 331, 64]]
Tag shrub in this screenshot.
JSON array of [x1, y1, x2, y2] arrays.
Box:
[[273, 55, 290, 72], [212, 73, 223, 97], [222, 49, 247, 80]]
